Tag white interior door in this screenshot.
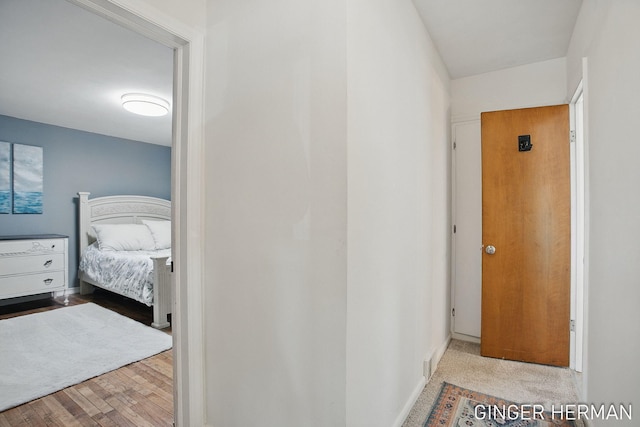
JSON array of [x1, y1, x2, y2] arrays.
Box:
[[451, 120, 482, 339]]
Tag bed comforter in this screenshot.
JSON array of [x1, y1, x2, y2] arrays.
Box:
[[79, 243, 171, 306]]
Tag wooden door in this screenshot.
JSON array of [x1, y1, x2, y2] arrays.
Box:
[[481, 105, 570, 367]]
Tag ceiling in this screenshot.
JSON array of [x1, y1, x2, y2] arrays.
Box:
[[413, 0, 583, 79], [0, 0, 173, 146], [0, 0, 583, 146]]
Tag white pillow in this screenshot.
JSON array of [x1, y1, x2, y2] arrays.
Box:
[[92, 224, 156, 251], [142, 220, 171, 249]]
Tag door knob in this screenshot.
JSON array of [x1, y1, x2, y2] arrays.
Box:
[[485, 245, 496, 255]]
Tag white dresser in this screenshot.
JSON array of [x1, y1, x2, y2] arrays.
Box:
[[0, 235, 68, 301]]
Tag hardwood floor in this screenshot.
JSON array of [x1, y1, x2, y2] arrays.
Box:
[[0, 290, 173, 427]]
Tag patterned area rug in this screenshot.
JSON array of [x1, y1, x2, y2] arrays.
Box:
[[424, 382, 577, 427]]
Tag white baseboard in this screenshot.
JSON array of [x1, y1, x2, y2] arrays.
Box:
[[424, 334, 451, 381], [394, 335, 453, 427], [393, 376, 427, 427], [452, 332, 480, 344]]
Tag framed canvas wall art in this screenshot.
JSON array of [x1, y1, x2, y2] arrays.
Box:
[[12, 144, 43, 214], [0, 142, 9, 214]]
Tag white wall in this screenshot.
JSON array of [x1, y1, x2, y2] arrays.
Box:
[[204, 1, 348, 426], [565, 0, 611, 97], [346, 1, 451, 425], [204, 0, 451, 425], [566, 1, 640, 424], [452, 57, 567, 121]]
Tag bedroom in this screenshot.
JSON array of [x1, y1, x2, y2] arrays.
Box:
[[0, 0, 176, 421], [0, 0, 173, 302]]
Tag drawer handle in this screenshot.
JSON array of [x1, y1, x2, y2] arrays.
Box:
[[44, 260, 53, 268], [44, 278, 53, 286]]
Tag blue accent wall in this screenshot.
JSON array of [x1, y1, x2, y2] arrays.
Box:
[[0, 115, 171, 297]]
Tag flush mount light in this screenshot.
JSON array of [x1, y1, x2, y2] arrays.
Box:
[[121, 93, 170, 117]]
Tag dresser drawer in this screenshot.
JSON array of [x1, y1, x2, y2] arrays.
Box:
[[0, 271, 65, 299], [0, 253, 65, 276], [0, 235, 68, 301], [0, 238, 66, 255]]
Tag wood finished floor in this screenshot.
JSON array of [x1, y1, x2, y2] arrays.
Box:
[[0, 290, 173, 427]]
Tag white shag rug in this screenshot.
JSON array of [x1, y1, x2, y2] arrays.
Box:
[[0, 302, 172, 412]]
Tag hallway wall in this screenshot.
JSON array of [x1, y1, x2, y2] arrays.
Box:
[[346, 0, 451, 426], [204, 0, 348, 425], [203, 0, 451, 426], [566, 1, 640, 424]]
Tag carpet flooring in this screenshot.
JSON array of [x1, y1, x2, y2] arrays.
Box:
[[0, 302, 172, 412], [403, 340, 583, 427]]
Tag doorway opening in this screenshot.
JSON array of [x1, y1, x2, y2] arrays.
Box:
[[67, 1, 206, 425]]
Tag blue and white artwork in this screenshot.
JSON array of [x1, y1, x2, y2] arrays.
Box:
[[12, 144, 43, 214], [0, 142, 9, 214]]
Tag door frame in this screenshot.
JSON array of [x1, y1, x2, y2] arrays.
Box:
[[67, 1, 206, 425], [569, 59, 589, 374]]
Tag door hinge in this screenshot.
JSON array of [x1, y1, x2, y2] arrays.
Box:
[[453, 141, 457, 150], [171, 261, 174, 273], [570, 130, 576, 143], [570, 319, 575, 332], [453, 224, 457, 234], [452, 308, 455, 317]]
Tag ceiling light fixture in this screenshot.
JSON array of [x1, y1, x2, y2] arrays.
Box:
[[121, 93, 170, 117]]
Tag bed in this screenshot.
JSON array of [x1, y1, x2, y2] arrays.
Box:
[[77, 192, 172, 329]]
